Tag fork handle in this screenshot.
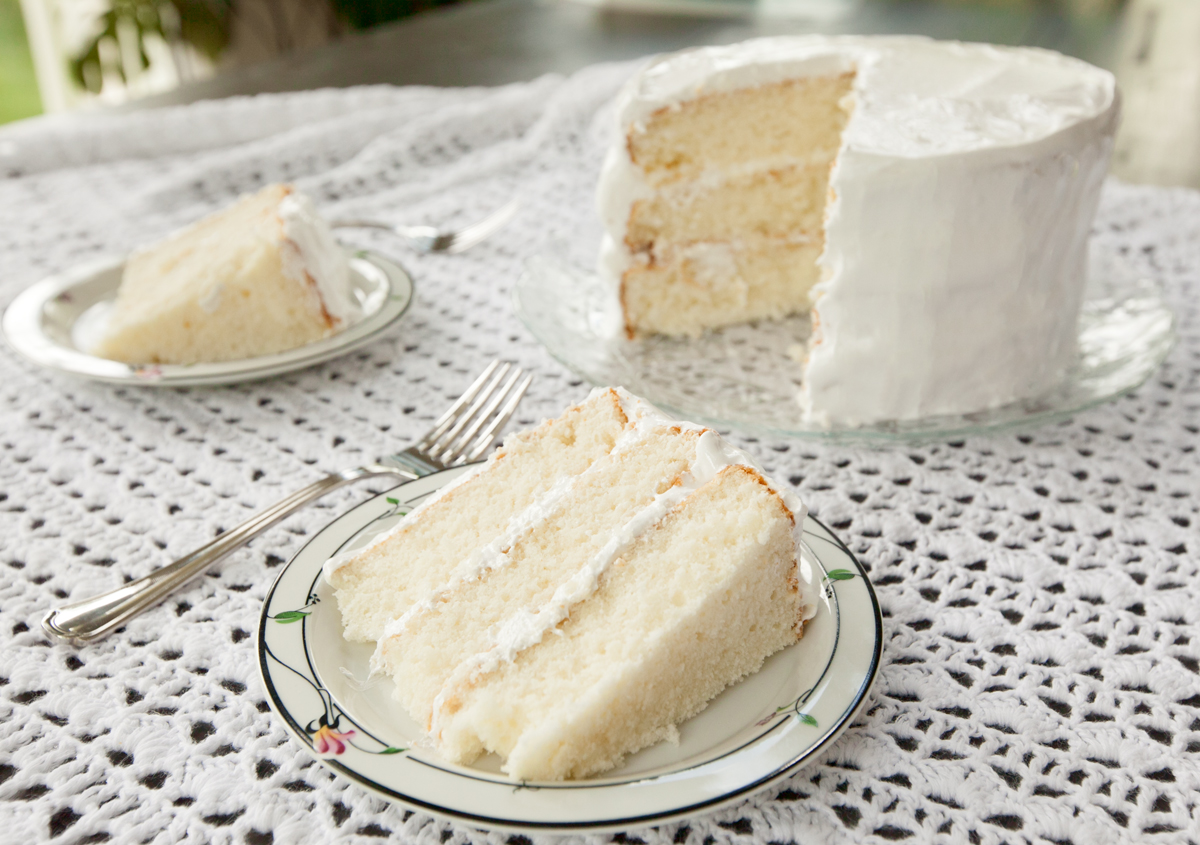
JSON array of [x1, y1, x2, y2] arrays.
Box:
[[42, 464, 414, 645], [329, 220, 438, 252], [329, 219, 395, 230]]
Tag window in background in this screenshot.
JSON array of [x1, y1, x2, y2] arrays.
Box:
[[1111, 0, 1200, 189], [1, 0, 42, 123], [13, 0, 462, 116], [17, 0, 220, 111]]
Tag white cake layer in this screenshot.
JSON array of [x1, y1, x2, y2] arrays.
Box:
[[325, 387, 632, 643], [597, 36, 1119, 426]]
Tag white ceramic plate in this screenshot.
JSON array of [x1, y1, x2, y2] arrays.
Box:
[[513, 239, 1176, 442], [1, 248, 413, 387], [258, 467, 882, 833]]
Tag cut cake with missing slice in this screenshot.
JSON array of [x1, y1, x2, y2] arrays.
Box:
[[598, 36, 1119, 426], [90, 183, 361, 365], [325, 387, 816, 781]]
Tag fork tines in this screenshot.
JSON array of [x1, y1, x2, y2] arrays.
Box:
[[416, 361, 532, 466]]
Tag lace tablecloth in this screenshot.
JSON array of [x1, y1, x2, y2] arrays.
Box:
[[1, 61, 1198, 845]]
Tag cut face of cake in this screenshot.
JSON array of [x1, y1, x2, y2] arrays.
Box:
[[615, 71, 854, 337], [597, 36, 1120, 426], [324, 387, 815, 781], [89, 183, 360, 365]]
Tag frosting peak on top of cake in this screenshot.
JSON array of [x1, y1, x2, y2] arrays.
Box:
[[278, 191, 361, 326], [613, 35, 1116, 157]]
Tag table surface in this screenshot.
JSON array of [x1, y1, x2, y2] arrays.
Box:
[[1, 32, 1199, 845], [130, 0, 1125, 106]]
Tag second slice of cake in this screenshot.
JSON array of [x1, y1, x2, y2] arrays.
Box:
[[90, 183, 361, 365], [326, 387, 816, 781]]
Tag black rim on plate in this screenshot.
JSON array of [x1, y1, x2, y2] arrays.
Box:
[[258, 467, 883, 832]]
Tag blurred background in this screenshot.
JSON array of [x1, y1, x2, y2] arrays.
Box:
[[1, 0, 1197, 188]]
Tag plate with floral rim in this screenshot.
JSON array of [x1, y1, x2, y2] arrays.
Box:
[[258, 465, 882, 833], [2, 248, 412, 387]]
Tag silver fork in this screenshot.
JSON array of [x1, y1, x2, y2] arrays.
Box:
[[42, 360, 533, 646], [331, 199, 519, 254]]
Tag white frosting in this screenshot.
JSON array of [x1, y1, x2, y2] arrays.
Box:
[[596, 36, 1119, 426], [609, 386, 809, 540], [427, 468, 704, 738], [277, 191, 361, 327], [368, 389, 668, 674], [353, 387, 813, 722]]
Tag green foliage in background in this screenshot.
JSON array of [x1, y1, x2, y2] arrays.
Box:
[[68, 0, 460, 95], [1, 0, 42, 123], [71, 0, 233, 94]]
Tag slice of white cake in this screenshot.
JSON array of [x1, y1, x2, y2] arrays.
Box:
[[90, 183, 360, 365], [326, 387, 816, 781]]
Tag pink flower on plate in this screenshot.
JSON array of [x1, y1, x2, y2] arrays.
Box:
[[308, 715, 356, 756], [134, 365, 164, 380]]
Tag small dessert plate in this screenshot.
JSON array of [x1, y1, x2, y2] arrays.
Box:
[[259, 467, 882, 834], [1, 248, 413, 387]]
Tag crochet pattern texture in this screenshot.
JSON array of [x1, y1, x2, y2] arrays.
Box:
[[0, 62, 1197, 844]]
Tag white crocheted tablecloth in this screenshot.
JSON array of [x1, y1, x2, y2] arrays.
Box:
[[1, 61, 1198, 845]]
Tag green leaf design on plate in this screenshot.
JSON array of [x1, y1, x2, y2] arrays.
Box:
[[386, 497, 400, 505], [796, 713, 819, 727], [825, 569, 856, 581], [273, 610, 310, 623], [379, 747, 405, 755]]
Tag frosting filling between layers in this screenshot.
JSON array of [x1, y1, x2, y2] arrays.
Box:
[[367, 406, 666, 674], [427, 469, 705, 739], [610, 387, 812, 585]]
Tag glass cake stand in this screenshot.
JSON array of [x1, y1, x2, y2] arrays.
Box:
[[514, 235, 1176, 443]]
